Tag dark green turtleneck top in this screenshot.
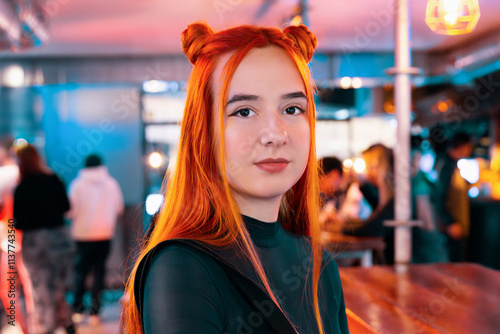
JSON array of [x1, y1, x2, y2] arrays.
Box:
[[141, 216, 349, 333]]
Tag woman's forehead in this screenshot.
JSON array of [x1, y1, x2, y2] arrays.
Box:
[[212, 46, 304, 98]]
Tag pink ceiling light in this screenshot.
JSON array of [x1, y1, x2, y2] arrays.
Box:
[[425, 0, 480, 35]]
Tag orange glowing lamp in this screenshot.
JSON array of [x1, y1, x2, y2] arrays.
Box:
[[425, 0, 480, 35]]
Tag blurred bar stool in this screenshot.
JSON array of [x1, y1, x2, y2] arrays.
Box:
[[321, 232, 386, 267]]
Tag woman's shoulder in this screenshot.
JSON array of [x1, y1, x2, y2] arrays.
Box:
[[137, 241, 229, 308], [144, 240, 224, 277], [138, 241, 230, 332]]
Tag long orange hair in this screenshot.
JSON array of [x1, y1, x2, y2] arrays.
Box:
[[123, 22, 324, 333]]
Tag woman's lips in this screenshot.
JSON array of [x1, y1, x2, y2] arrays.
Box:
[[255, 158, 289, 173]]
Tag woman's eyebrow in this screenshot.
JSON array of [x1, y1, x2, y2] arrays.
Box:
[[225, 91, 307, 108], [226, 94, 259, 107], [281, 91, 307, 100]]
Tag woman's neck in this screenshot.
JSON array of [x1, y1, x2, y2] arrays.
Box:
[[233, 194, 281, 223]]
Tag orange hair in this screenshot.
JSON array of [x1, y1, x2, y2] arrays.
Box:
[[123, 22, 323, 333]]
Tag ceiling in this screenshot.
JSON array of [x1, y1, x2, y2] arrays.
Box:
[[1, 0, 500, 58]]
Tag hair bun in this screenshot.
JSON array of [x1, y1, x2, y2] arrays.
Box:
[[181, 22, 214, 65], [283, 24, 317, 62]]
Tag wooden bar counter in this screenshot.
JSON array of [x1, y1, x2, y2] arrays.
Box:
[[339, 263, 500, 334]]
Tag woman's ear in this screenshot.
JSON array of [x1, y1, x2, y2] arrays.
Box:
[[181, 22, 215, 65], [283, 24, 318, 62]]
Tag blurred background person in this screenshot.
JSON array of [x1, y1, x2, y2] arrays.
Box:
[[319, 156, 345, 209], [13, 145, 75, 334], [410, 138, 448, 263], [433, 131, 473, 262], [67, 154, 124, 326], [341, 143, 395, 264], [0, 138, 19, 209], [318, 156, 345, 232], [337, 165, 373, 224], [0, 138, 33, 333]]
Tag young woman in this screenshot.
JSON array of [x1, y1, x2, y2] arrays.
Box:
[[342, 143, 396, 264], [13, 145, 75, 334], [123, 23, 349, 334]]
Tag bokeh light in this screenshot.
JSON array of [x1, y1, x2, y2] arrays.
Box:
[[353, 158, 366, 174], [149, 152, 163, 168], [145, 194, 163, 215]]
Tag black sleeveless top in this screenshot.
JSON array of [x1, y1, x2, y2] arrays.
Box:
[[138, 216, 349, 333]]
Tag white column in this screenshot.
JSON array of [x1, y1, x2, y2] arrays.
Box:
[[386, 0, 420, 272]]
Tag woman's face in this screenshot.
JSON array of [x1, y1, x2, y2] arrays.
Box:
[[213, 46, 310, 211]]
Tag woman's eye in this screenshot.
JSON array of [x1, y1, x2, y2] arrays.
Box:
[[230, 108, 255, 117], [283, 106, 304, 115]]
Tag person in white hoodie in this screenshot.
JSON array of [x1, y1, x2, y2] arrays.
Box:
[[68, 154, 124, 326]]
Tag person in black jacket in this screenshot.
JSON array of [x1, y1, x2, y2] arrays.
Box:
[[13, 144, 75, 334], [123, 23, 349, 334]]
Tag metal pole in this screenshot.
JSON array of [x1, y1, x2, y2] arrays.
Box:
[[394, 0, 412, 271], [386, 0, 420, 273]]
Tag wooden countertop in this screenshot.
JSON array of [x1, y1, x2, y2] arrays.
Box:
[[339, 263, 500, 334]]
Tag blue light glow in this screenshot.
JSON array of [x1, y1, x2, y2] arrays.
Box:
[[468, 187, 479, 198]]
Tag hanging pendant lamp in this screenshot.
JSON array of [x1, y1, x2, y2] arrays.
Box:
[[425, 0, 480, 35]]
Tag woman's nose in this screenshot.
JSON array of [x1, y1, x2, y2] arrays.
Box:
[[259, 114, 289, 146]]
